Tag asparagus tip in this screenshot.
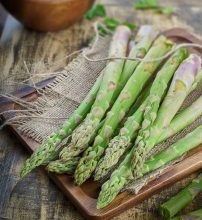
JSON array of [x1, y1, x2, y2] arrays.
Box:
[[20, 162, 33, 178], [97, 184, 117, 209], [47, 158, 78, 174], [74, 155, 98, 185]]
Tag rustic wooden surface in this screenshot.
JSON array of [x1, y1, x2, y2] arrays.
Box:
[[0, 0, 202, 219]]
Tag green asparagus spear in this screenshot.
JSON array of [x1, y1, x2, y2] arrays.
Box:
[[97, 149, 133, 209], [159, 95, 202, 142], [170, 209, 202, 220], [75, 36, 174, 185], [97, 94, 202, 208], [55, 25, 158, 171], [20, 73, 103, 178], [95, 48, 188, 181], [131, 54, 202, 179], [126, 77, 153, 117], [159, 174, 202, 219]]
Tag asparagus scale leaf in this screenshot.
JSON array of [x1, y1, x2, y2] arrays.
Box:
[[159, 174, 202, 219], [94, 98, 147, 181]]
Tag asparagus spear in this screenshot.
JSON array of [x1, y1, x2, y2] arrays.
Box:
[[55, 25, 158, 172], [97, 94, 202, 208], [159, 95, 202, 142], [126, 77, 153, 117], [159, 174, 202, 219], [131, 54, 202, 179], [170, 209, 202, 220], [20, 73, 103, 178], [75, 36, 174, 185], [95, 48, 188, 181]]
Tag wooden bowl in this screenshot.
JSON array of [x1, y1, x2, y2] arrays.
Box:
[[0, 0, 94, 32]]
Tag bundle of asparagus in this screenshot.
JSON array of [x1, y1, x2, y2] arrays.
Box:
[[74, 35, 173, 185], [20, 24, 202, 212], [47, 25, 159, 174], [95, 48, 188, 181], [21, 25, 131, 177], [97, 55, 202, 208]]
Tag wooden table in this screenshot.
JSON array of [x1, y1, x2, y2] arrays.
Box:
[[0, 1, 202, 219]]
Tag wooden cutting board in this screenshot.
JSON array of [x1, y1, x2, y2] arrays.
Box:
[[0, 28, 202, 220]]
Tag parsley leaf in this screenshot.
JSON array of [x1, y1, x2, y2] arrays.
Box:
[[134, 0, 158, 9], [85, 4, 106, 20], [104, 17, 136, 31], [134, 0, 175, 15]]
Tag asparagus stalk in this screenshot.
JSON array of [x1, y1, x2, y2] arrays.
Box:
[[159, 174, 202, 219], [20, 73, 103, 178], [95, 48, 188, 181], [97, 94, 202, 208], [170, 209, 202, 220], [75, 36, 174, 185], [131, 54, 202, 179]]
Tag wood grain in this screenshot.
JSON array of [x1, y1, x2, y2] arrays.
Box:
[[1, 1, 202, 220]]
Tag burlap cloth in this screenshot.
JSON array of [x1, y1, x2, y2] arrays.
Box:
[[4, 25, 201, 194]]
